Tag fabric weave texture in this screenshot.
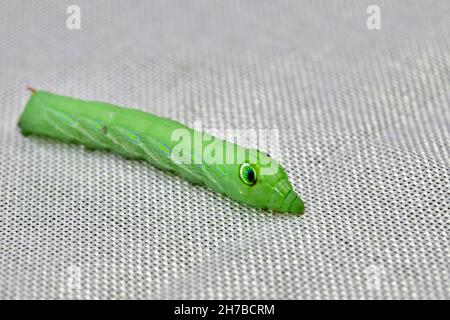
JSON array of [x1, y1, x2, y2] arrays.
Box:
[[0, 0, 449, 299]]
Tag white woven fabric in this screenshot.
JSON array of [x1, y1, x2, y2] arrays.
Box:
[[0, 0, 448, 299]]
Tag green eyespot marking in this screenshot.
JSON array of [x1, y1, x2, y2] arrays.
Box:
[[239, 163, 257, 186]]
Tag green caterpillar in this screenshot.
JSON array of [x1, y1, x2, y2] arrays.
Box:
[[18, 89, 304, 214]]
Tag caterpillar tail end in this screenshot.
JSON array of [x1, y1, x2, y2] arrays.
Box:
[[18, 87, 38, 134]]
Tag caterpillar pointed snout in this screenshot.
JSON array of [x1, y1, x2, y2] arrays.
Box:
[[282, 191, 305, 214]]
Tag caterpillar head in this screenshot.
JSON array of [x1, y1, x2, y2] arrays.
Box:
[[219, 150, 304, 214]]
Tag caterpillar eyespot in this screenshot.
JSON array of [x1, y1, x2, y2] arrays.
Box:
[[239, 163, 257, 186], [18, 89, 305, 214]]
